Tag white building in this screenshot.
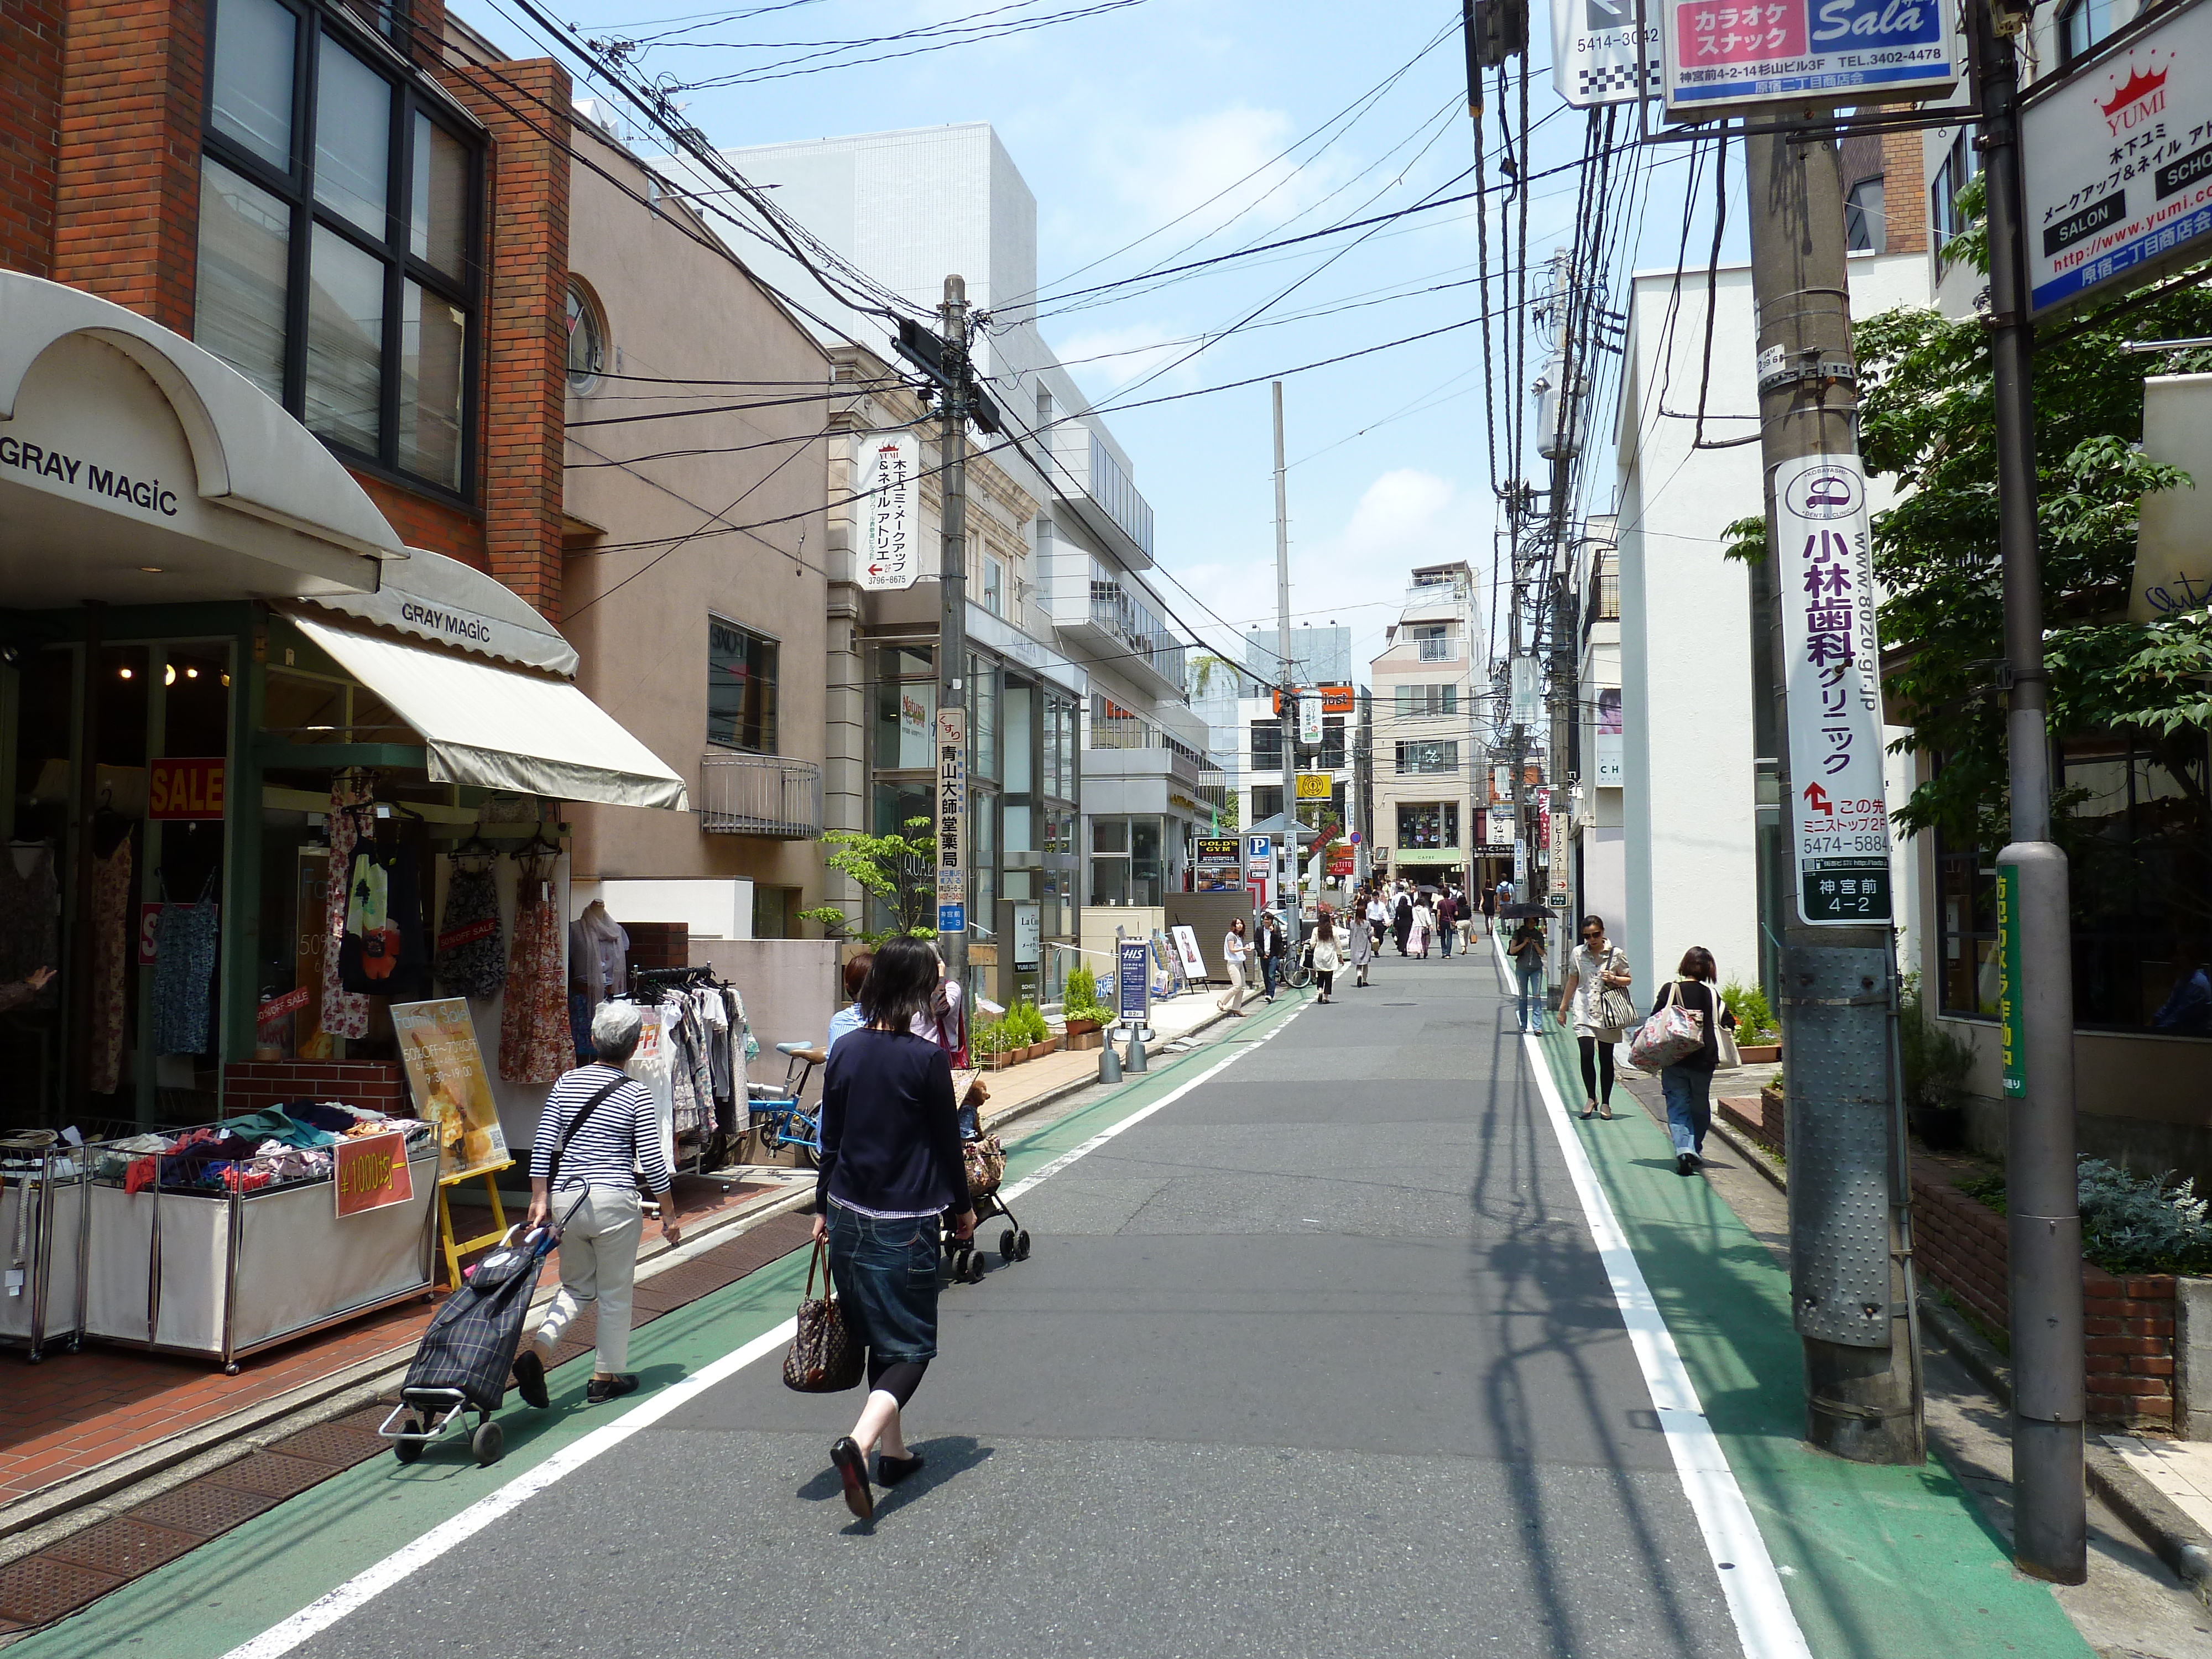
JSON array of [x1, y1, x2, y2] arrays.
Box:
[[1575, 515, 1626, 933], [1369, 564, 1486, 894]]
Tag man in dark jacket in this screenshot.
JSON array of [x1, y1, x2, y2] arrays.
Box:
[[1392, 888, 1413, 955], [1256, 910, 1285, 1001]]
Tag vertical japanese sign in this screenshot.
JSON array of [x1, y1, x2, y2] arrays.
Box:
[[1775, 454, 1894, 926], [1996, 861, 2027, 1098], [1549, 803, 1571, 906], [857, 430, 922, 591], [936, 706, 967, 934], [1298, 693, 1323, 747]]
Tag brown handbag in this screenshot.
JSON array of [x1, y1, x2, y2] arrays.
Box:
[[963, 1133, 1006, 1197], [781, 1239, 863, 1393]]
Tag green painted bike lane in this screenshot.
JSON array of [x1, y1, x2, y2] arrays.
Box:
[[1526, 1019, 2088, 1659], [13, 993, 1307, 1659]]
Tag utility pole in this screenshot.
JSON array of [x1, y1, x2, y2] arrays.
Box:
[[937, 274, 970, 991], [1975, 0, 2085, 1581], [1744, 124, 1923, 1464], [1273, 381, 1301, 947]]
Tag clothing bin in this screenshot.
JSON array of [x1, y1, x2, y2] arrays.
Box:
[[0, 1132, 90, 1363]]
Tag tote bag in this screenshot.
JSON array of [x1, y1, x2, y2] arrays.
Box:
[[1628, 981, 1707, 1071], [1594, 949, 1639, 1032], [781, 1240, 863, 1393]]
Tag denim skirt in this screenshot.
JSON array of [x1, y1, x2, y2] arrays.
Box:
[[825, 1203, 941, 1363]]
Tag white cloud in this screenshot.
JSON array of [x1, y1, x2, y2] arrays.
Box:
[[1094, 105, 1328, 232], [1053, 321, 1201, 397]]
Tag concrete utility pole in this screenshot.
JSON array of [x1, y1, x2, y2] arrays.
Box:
[[1273, 381, 1301, 947], [1974, 0, 2085, 1580], [1743, 124, 1923, 1464], [938, 275, 970, 990]]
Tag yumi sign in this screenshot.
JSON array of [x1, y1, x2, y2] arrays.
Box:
[[2022, 0, 2212, 316], [1661, 0, 1958, 117], [857, 430, 922, 592], [1773, 454, 1895, 926]]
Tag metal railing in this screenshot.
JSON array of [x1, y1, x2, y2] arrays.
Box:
[[698, 752, 823, 839], [1584, 569, 1620, 637], [1416, 637, 1458, 662]]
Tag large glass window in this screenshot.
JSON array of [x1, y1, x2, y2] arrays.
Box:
[[1395, 740, 1459, 775], [1397, 802, 1458, 851], [1250, 719, 1283, 771], [1394, 685, 1458, 718], [197, 0, 478, 493], [708, 617, 779, 753], [873, 646, 936, 771], [1088, 815, 1164, 906]]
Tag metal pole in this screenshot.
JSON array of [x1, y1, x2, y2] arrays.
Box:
[[1273, 381, 1301, 948], [938, 275, 969, 990], [1975, 0, 2085, 1581], [1744, 119, 1923, 1464]]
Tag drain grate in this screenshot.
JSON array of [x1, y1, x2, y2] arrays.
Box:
[[268, 1412, 387, 1468], [203, 1451, 337, 1502], [44, 1517, 201, 1579], [0, 1556, 129, 1627], [128, 1480, 280, 1538]]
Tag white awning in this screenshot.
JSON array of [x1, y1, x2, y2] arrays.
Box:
[[290, 614, 688, 811]]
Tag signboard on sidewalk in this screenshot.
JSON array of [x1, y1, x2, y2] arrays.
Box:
[[1773, 453, 1894, 926], [391, 999, 509, 1182], [856, 430, 922, 591], [1117, 938, 1150, 1025], [1660, 0, 1959, 119], [2022, 0, 2212, 317], [1553, 0, 1661, 107], [1170, 924, 1208, 982], [936, 706, 967, 935]]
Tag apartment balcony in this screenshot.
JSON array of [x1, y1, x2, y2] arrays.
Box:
[[699, 752, 823, 838], [1416, 636, 1460, 664], [1401, 579, 1473, 622], [1047, 556, 1187, 700]]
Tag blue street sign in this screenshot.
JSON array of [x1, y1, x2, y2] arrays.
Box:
[[938, 902, 965, 933], [1246, 833, 1271, 862], [1118, 939, 1150, 1024]]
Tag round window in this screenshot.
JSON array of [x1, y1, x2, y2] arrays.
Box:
[[566, 281, 606, 393]]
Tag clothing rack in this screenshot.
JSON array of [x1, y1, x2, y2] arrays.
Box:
[[614, 969, 748, 1188]]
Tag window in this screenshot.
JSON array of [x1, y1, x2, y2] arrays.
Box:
[[1251, 785, 1284, 824], [1929, 126, 1981, 258], [1088, 815, 1162, 906], [1248, 719, 1283, 771], [752, 884, 796, 940], [1300, 716, 1346, 771], [1411, 623, 1457, 662], [2060, 0, 2114, 64], [566, 280, 606, 393], [1845, 176, 1885, 253], [1396, 802, 1458, 851], [1395, 685, 1458, 718], [983, 554, 1005, 617], [197, 0, 477, 493], [708, 617, 778, 753], [969, 654, 999, 783], [1395, 740, 1459, 775]]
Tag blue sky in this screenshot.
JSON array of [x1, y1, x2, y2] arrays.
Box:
[[458, 0, 1726, 683]]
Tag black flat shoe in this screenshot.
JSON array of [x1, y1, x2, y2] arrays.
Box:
[[877, 1451, 925, 1486], [585, 1373, 640, 1404], [832, 1436, 874, 1519], [512, 1348, 550, 1409], [1676, 1153, 1697, 1176]]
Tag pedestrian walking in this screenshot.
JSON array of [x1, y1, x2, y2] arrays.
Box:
[[1506, 916, 1547, 1033], [1494, 876, 1515, 915], [1365, 890, 1388, 952], [1392, 887, 1413, 955], [1311, 916, 1342, 1003], [1411, 894, 1434, 958], [1557, 916, 1632, 1121], [1349, 908, 1373, 987], [1651, 946, 1737, 1176], [1436, 890, 1457, 957], [1453, 885, 1474, 950], [1479, 883, 1497, 938], [811, 938, 976, 1520], [513, 1001, 679, 1411], [1217, 917, 1251, 1018], [1256, 909, 1285, 1003]]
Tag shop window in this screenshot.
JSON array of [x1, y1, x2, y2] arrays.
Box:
[[197, 0, 478, 494], [873, 676, 936, 771], [566, 279, 607, 394], [707, 616, 778, 753], [1395, 740, 1459, 775], [1397, 802, 1458, 851]]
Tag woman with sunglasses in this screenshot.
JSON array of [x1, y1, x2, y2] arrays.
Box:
[[1557, 916, 1632, 1120]]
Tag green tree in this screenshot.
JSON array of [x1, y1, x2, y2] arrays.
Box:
[[1725, 180, 2212, 858], [797, 816, 939, 945]]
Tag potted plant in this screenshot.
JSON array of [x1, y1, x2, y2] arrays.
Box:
[[1008, 1000, 1053, 1061], [1720, 979, 1782, 1064], [1900, 989, 1975, 1149], [1063, 967, 1105, 1047], [972, 1019, 1011, 1071]]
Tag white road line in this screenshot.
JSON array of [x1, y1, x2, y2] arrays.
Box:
[[1517, 1020, 1813, 1658], [222, 1004, 1303, 1659]]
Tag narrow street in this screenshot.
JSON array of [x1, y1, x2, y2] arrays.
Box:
[[6, 947, 2106, 1659]]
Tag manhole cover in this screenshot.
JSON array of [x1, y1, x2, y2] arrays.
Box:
[[0, 1555, 128, 1626], [128, 1480, 279, 1538], [269, 1417, 385, 1468], [45, 1516, 201, 1579], [204, 1451, 335, 1501]]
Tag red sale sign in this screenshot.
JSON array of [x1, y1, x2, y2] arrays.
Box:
[[333, 1131, 413, 1218]]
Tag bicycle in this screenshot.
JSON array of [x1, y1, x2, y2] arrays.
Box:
[[747, 1041, 824, 1168]]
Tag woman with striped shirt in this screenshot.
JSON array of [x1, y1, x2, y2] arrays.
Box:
[[512, 1001, 679, 1409]]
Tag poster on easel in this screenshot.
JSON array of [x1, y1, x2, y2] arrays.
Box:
[[392, 998, 510, 1182]]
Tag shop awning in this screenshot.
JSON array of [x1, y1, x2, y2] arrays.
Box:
[[290, 614, 688, 811]]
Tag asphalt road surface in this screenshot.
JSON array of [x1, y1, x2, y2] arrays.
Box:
[[286, 952, 1740, 1659]]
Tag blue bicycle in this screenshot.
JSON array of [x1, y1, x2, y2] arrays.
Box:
[[748, 1041, 824, 1167]]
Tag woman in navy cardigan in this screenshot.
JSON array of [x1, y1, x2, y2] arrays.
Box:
[[813, 936, 976, 1521]]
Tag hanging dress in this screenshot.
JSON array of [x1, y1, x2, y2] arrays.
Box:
[[0, 843, 59, 1011], [88, 836, 132, 1092], [434, 859, 505, 1000], [319, 790, 371, 1041], [498, 853, 569, 1083], [153, 870, 220, 1056]]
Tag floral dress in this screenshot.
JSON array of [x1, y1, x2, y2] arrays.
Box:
[[88, 837, 131, 1092], [499, 854, 570, 1083], [319, 789, 371, 1042]]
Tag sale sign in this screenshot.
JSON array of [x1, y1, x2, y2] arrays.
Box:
[[148, 757, 226, 820], [333, 1130, 414, 1218]]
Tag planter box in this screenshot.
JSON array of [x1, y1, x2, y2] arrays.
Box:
[[1068, 1029, 1103, 1051], [1718, 1087, 1786, 1157], [1737, 1043, 1781, 1064], [1066, 1016, 1100, 1040]]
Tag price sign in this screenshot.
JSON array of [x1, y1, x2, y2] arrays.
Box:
[[333, 1130, 414, 1218]]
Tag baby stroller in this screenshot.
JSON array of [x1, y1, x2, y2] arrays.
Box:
[[380, 1222, 555, 1467], [943, 1131, 1031, 1284]]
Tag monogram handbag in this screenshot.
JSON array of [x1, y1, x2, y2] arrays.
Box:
[[963, 1132, 1006, 1197], [781, 1239, 863, 1393]]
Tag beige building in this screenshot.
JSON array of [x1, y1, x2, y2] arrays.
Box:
[[1369, 562, 1485, 894], [556, 109, 838, 1039]]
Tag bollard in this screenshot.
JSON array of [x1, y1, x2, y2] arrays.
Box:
[[1125, 1029, 1147, 1073], [1098, 1035, 1122, 1083]]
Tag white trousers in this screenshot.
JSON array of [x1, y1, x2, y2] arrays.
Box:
[[1217, 962, 1248, 1015], [533, 1186, 644, 1374]]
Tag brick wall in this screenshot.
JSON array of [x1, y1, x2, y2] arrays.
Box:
[[351, 469, 488, 567], [444, 60, 569, 621], [222, 1060, 408, 1116], [1880, 128, 1929, 254], [1718, 1089, 1785, 1157], [625, 922, 690, 974], [51, 0, 204, 333], [0, 0, 62, 275], [1913, 1170, 2178, 1428]]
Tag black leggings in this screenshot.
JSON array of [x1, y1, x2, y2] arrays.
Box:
[[1578, 1035, 1615, 1103], [867, 1353, 929, 1407]]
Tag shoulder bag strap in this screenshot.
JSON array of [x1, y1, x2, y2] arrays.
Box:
[[544, 1074, 629, 1194]]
